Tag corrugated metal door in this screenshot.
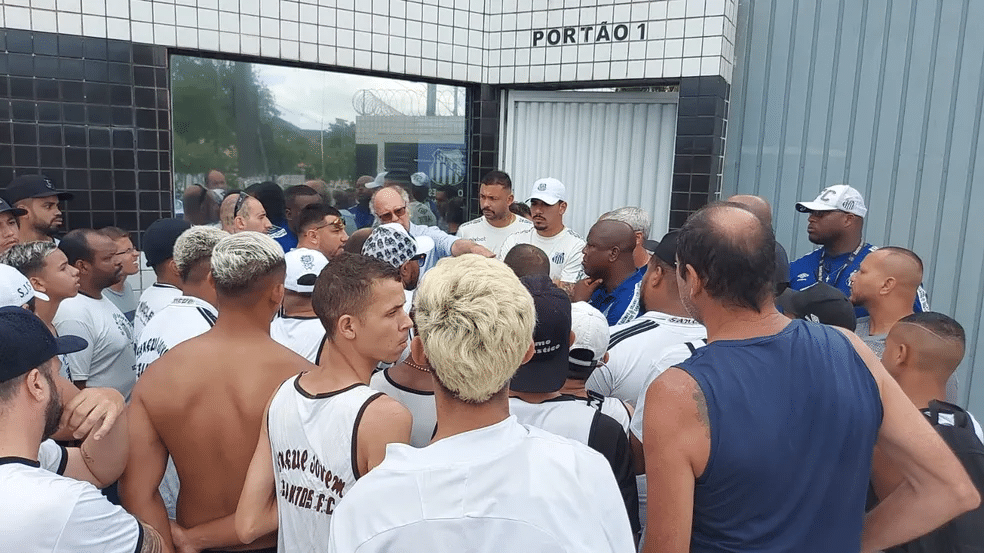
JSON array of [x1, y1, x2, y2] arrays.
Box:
[[724, 0, 984, 412], [501, 91, 678, 238]]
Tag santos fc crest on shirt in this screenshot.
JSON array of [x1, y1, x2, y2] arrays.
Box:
[[552, 251, 565, 265]]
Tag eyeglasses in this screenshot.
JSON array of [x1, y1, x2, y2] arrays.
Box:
[[233, 193, 250, 217], [378, 205, 407, 224], [309, 218, 346, 234], [410, 252, 426, 265]]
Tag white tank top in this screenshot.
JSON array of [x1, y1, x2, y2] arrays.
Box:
[[267, 376, 382, 552], [369, 369, 437, 448]]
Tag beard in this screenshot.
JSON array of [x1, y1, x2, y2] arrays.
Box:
[[41, 370, 63, 440], [680, 289, 703, 324]]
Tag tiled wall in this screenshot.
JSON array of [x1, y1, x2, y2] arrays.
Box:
[[669, 75, 728, 228], [0, 28, 172, 247], [1, 0, 737, 86], [486, 0, 737, 84]]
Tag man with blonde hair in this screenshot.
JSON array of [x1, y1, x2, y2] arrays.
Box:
[[327, 254, 635, 553], [122, 232, 311, 553]]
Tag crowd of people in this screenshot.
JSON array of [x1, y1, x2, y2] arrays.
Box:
[[0, 168, 982, 553]]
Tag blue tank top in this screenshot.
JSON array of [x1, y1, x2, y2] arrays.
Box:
[[679, 319, 883, 552]]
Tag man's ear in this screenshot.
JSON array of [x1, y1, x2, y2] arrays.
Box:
[[521, 340, 536, 365], [558, 201, 568, 215], [684, 264, 703, 297], [337, 314, 356, 340], [880, 277, 896, 296], [25, 368, 45, 403], [271, 282, 285, 307], [410, 335, 429, 366], [29, 275, 47, 295]]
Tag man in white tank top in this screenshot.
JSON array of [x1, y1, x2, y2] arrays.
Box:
[[328, 255, 634, 553], [270, 248, 329, 363], [236, 253, 412, 552]]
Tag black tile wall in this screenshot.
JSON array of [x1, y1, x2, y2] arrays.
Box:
[[466, 83, 500, 219], [0, 30, 172, 248], [671, 75, 729, 229]]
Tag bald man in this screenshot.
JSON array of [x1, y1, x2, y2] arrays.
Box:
[[503, 243, 550, 279], [871, 312, 984, 550], [219, 192, 239, 233], [849, 246, 923, 357], [728, 194, 791, 294], [574, 219, 643, 325]]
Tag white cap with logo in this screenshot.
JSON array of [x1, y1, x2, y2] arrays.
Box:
[[527, 177, 567, 206], [795, 184, 868, 218], [569, 301, 609, 367], [0, 263, 46, 306], [284, 248, 329, 294]]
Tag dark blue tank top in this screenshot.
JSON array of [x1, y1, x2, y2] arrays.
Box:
[[679, 319, 882, 552]]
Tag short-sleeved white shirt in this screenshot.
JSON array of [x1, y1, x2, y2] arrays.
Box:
[[586, 311, 706, 406], [133, 283, 182, 342], [0, 457, 141, 552], [271, 315, 327, 364], [327, 416, 634, 553], [53, 293, 136, 399], [456, 214, 534, 257], [498, 226, 586, 283]]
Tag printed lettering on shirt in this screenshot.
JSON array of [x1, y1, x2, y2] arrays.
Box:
[[276, 448, 346, 516]]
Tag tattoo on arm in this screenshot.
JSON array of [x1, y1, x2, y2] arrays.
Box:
[[138, 521, 166, 553], [693, 386, 710, 438]]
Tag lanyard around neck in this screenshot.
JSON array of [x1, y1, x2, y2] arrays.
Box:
[[817, 242, 865, 286]]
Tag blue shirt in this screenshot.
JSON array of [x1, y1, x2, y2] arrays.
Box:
[[789, 243, 928, 318], [351, 204, 374, 229], [588, 267, 644, 326], [680, 320, 883, 552], [409, 222, 459, 278], [269, 219, 297, 253]]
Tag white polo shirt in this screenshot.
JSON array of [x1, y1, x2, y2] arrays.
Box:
[[53, 293, 136, 399], [456, 214, 533, 257], [586, 311, 706, 406], [135, 295, 217, 378], [327, 416, 634, 553], [498, 226, 586, 283], [271, 316, 327, 364], [0, 456, 141, 552], [133, 282, 182, 342]]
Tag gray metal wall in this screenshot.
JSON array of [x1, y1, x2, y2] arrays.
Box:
[[723, 0, 984, 412]]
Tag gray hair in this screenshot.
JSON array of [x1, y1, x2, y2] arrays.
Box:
[[0, 241, 58, 277], [173, 226, 229, 282], [210, 231, 285, 295], [601, 206, 651, 238], [370, 186, 410, 218]]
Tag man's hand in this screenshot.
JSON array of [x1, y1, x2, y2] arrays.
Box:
[[572, 277, 604, 302], [451, 239, 495, 258], [60, 387, 126, 441], [169, 520, 201, 553]]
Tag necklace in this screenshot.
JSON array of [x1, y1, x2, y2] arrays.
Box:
[[817, 242, 866, 287], [404, 358, 431, 373]]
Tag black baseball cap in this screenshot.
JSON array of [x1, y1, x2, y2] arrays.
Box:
[[643, 230, 679, 267], [775, 282, 857, 331], [510, 274, 571, 393], [143, 218, 192, 268], [0, 306, 87, 382], [0, 198, 27, 217], [3, 175, 74, 205]]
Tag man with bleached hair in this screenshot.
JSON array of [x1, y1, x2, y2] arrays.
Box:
[[327, 254, 635, 553], [122, 232, 311, 553]]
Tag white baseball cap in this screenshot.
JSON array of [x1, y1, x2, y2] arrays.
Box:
[[366, 171, 388, 189], [284, 248, 329, 294], [0, 263, 46, 306], [795, 184, 868, 218], [569, 302, 609, 368], [528, 177, 567, 205]]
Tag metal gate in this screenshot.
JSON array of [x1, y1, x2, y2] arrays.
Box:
[[500, 90, 679, 238]]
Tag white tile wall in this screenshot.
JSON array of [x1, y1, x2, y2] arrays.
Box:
[[4, 0, 737, 86]]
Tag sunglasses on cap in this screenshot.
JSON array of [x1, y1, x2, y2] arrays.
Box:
[[233, 193, 250, 217], [311, 218, 346, 233]]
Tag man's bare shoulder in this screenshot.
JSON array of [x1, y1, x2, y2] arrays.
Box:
[[363, 393, 412, 421]]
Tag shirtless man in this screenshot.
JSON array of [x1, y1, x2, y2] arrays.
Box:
[[122, 232, 310, 553], [236, 253, 412, 550]]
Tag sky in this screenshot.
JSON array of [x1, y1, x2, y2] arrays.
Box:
[[253, 63, 465, 130]]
